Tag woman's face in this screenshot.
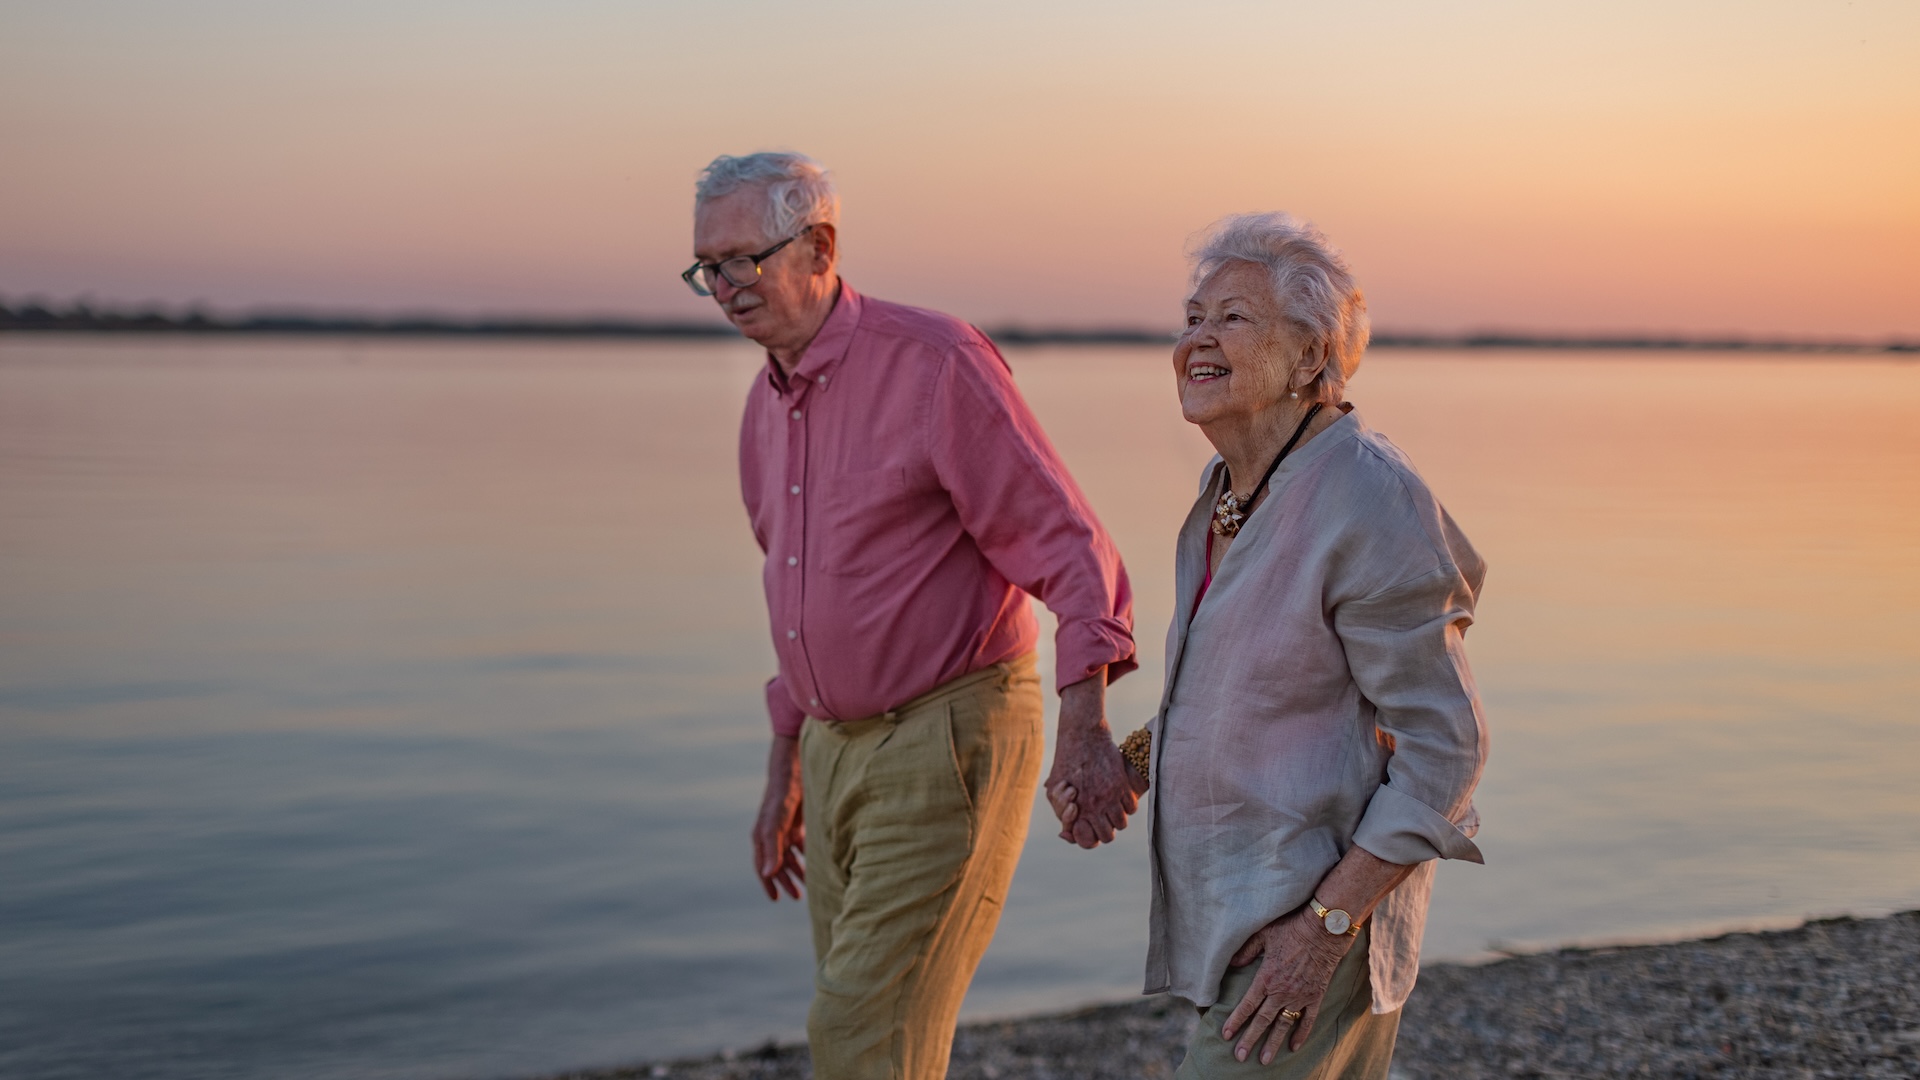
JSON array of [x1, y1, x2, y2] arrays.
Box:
[[1174, 261, 1302, 427]]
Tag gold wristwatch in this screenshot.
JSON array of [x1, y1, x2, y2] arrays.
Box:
[[1309, 896, 1359, 937]]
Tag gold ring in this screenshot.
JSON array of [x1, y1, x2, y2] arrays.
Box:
[[1280, 1008, 1302, 1023]]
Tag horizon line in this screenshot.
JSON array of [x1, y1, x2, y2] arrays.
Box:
[[1, 300, 1913, 354]]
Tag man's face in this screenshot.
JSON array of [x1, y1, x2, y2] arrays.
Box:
[[692, 189, 828, 349]]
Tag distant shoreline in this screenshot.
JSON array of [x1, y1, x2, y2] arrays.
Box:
[[2, 303, 1913, 354]]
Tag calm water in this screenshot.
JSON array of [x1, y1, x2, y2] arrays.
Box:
[[2, 337, 1917, 1080]]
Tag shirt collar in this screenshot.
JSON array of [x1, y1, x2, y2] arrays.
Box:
[[763, 280, 863, 397], [1200, 402, 1363, 498]]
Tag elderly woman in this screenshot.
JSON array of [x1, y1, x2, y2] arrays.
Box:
[[1055, 213, 1488, 1077]]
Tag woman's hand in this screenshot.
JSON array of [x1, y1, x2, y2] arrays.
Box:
[[1219, 908, 1354, 1064]]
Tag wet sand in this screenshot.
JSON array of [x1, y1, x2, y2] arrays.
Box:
[[557, 910, 1920, 1080]]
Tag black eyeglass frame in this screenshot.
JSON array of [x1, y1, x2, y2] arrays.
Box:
[[681, 225, 815, 297]]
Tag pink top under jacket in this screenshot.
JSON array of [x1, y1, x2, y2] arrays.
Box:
[[738, 282, 1137, 737]]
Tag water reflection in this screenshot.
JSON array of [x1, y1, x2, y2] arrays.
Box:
[[0, 338, 1915, 1078]]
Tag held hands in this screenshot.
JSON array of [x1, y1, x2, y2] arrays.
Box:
[[1219, 908, 1354, 1064], [1043, 742, 1147, 848], [1041, 674, 1143, 849], [1043, 734, 1144, 848]]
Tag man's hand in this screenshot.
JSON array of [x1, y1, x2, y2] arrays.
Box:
[[1219, 909, 1352, 1064], [1044, 748, 1146, 840], [752, 734, 806, 901], [1043, 672, 1138, 849]]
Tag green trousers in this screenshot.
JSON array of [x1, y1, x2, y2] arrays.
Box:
[[1177, 924, 1402, 1079], [799, 654, 1044, 1080]]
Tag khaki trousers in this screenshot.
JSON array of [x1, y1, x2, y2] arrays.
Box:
[[799, 654, 1044, 1080], [1177, 925, 1401, 1079]]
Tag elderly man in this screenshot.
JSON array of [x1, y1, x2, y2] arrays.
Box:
[[686, 151, 1139, 1080]]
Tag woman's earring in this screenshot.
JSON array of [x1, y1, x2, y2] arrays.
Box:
[[1289, 390, 1300, 399]]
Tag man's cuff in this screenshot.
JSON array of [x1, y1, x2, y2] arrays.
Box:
[[1054, 615, 1138, 689], [1352, 783, 1484, 865], [766, 678, 807, 739]]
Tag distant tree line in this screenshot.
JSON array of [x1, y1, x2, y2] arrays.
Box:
[[1, 297, 1912, 353], [1364, 331, 1916, 354], [0, 298, 735, 339]]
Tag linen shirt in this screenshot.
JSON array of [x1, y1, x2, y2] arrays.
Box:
[[1144, 406, 1488, 1014], [739, 282, 1136, 736]]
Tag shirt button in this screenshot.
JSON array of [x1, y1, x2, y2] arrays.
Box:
[[790, 409, 801, 420], [787, 629, 797, 640], [817, 375, 828, 384], [787, 556, 798, 566], [809, 697, 820, 707], [790, 485, 801, 495]]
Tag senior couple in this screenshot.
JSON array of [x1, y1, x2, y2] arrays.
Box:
[[691, 151, 1489, 1078]]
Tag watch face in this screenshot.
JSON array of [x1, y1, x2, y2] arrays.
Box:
[[1324, 908, 1352, 936]]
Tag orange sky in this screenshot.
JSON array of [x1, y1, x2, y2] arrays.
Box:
[[1, 1, 1915, 337]]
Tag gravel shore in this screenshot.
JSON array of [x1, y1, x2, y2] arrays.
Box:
[[560, 910, 1920, 1080]]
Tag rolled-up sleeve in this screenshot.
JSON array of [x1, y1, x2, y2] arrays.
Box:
[[927, 339, 1136, 689], [1339, 564, 1488, 865], [765, 675, 807, 739]]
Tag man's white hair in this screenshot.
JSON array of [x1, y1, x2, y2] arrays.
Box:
[[694, 152, 840, 243], [1188, 213, 1370, 404]]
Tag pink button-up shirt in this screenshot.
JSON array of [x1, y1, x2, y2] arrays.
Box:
[[739, 282, 1136, 737]]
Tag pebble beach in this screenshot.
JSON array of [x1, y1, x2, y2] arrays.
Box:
[[562, 910, 1920, 1080]]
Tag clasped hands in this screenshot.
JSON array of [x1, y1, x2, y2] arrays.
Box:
[[1043, 727, 1146, 848], [1043, 674, 1145, 848]]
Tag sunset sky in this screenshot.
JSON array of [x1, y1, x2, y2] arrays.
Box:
[[2, 1, 1915, 337]]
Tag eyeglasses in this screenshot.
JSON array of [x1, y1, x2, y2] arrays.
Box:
[[681, 226, 813, 297]]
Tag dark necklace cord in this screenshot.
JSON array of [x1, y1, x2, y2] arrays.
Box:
[[1231, 402, 1324, 504]]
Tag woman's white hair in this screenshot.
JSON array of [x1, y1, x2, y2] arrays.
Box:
[[1188, 212, 1370, 404], [694, 152, 840, 243]]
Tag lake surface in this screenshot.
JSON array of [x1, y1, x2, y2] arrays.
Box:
[[2, 336, 1917, 1080]]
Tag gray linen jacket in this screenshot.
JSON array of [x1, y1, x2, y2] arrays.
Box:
[[1144, 406, 1488, 1014]]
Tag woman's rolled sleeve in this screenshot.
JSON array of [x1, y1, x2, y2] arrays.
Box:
[[1353, 783, 1482, 864], [1338, 563, 1489, 866]]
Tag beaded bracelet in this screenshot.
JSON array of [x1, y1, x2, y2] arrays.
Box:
[[1119, 727, 1152, 785]]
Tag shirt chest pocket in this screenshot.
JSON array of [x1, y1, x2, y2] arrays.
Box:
[[810, 467, 912, 577]]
